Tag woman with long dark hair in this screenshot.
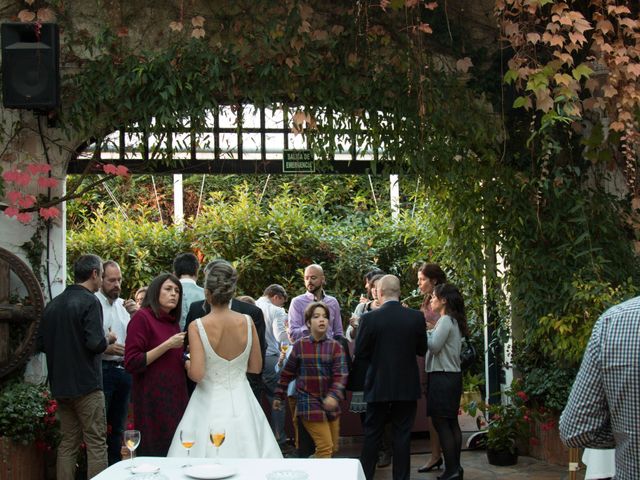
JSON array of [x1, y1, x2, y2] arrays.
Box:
[[426, 283, 468, 480], [124, 273, 188, 456], [417, 262, 447, 473]]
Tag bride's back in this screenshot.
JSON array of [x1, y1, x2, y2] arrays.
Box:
[[200, 309, 248, 361], [191, 260, 261, 376]]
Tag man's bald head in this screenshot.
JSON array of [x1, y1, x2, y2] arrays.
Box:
[[304, 264, 324, 276], [304, 264, 326, 296], [378, 275, 401, 302]]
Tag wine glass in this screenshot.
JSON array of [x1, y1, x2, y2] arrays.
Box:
[[209, 426, 226, 463], [180, 429, 196, 467], [123, 430, 141, 470], [280, 340, 290, 355]]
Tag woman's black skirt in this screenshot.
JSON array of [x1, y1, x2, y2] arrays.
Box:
[[427, 371, 463, 418]]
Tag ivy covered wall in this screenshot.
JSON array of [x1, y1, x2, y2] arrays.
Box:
[[1, 0, 639, 412]]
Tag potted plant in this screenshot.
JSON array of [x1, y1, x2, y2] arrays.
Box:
[[461, 371, 484, 406], [0, 381, 60, 479], [464, 379, 536, 466]]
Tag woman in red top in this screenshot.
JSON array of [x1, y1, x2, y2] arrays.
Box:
[[125, 273, 188, 456], [416, 262, 447, 473]]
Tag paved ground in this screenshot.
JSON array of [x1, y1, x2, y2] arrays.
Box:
[[336, 435, 586, 480]]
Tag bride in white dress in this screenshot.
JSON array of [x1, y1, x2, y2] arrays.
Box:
[[168, 260, 282, 459]]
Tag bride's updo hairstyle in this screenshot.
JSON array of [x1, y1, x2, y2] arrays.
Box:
[[204, 259, 238, 306]]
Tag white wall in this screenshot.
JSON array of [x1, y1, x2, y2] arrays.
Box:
[[0, 111, 72, 300]]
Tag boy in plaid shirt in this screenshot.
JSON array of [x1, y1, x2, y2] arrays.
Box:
[[273, 301, 348, 458]]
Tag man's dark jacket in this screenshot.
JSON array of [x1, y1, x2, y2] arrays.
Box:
[[353, 300, 427, 402], [37, 284, 107, 398], [184, 298, 266, 397]]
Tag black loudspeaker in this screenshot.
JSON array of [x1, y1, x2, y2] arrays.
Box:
[[1, 23, 59, 110]]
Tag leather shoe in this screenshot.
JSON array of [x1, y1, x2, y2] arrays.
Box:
[[437, 466, 463, 480], [377, 451, 392, 468], [417, 457, 443, 472]]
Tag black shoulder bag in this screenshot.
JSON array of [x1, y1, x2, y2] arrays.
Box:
[[460, 336, 477, 371]]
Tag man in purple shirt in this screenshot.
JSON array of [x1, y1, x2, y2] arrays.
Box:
[[288, 264, 343, 341]]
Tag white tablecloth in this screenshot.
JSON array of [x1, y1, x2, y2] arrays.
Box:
[[92, 456, 366, 480]]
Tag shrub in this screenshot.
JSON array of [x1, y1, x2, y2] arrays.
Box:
[[67, 184, 457, 326], [0, 381, 60, 451], [189, 184, 443, 319], [536, 277, 639, 366], [512, 276, 639, 413], [67, 204, 193, 297]]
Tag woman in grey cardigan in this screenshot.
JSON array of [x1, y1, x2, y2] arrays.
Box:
[[426, 284, 469, 480]]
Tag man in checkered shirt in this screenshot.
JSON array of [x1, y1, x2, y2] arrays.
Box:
[[559, 296, 640, 479]]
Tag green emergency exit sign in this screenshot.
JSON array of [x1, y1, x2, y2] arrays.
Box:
[[283, 149, 315, 173]]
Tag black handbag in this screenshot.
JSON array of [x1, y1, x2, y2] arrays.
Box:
[[460, 336, 477, 371]]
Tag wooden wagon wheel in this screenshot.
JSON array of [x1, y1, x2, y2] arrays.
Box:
[[0, 247, 45, 379]]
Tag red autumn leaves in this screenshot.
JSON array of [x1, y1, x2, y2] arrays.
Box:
[[2, 163, 129, 224]]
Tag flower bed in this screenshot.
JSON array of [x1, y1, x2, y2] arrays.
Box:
[[0, 381, 60, 479], [0, 381, 60, 451]]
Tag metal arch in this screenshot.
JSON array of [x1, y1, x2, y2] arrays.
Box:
[[0, 247, 45, 379], [67, 104, 383, 175]]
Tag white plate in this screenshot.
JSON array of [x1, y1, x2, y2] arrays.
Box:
[[131, 463, 160, 474], [266, 470, 309, 480], [183, 464, 236, 479]]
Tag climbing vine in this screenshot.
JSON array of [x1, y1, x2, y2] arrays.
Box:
[[3, 0, 640, 409], [497, 0, 640, 191], [9, 0, 482, 175]]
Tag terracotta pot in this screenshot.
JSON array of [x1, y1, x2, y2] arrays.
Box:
[[487, 448, 518, 466], [0, 437, 45, 480]]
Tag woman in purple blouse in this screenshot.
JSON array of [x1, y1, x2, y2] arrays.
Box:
[[125, 273, 188, 456]]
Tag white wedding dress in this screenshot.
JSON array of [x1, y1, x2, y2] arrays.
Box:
[[168, 316, 282, 459]]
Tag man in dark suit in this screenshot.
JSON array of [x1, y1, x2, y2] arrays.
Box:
[[355, 275, 428, 480], [184, 294, 266, 400]]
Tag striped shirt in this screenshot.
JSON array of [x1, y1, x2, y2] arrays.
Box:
[[559, 296, 640, 480], [275, 335, 348, 421]]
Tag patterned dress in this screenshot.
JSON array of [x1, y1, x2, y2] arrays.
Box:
[[124, 307, 188, 456]]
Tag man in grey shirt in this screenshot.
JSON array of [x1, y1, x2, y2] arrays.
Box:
[[256, 284, 289, 451], [559, 296, 640, 480], [173, 252, 204, 330]]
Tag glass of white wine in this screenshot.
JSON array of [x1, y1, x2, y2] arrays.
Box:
[[280, 340, 291, 355], [123, 429, 141, 470], [180, 429, 196, 467], [209, 426, 226, 463]]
